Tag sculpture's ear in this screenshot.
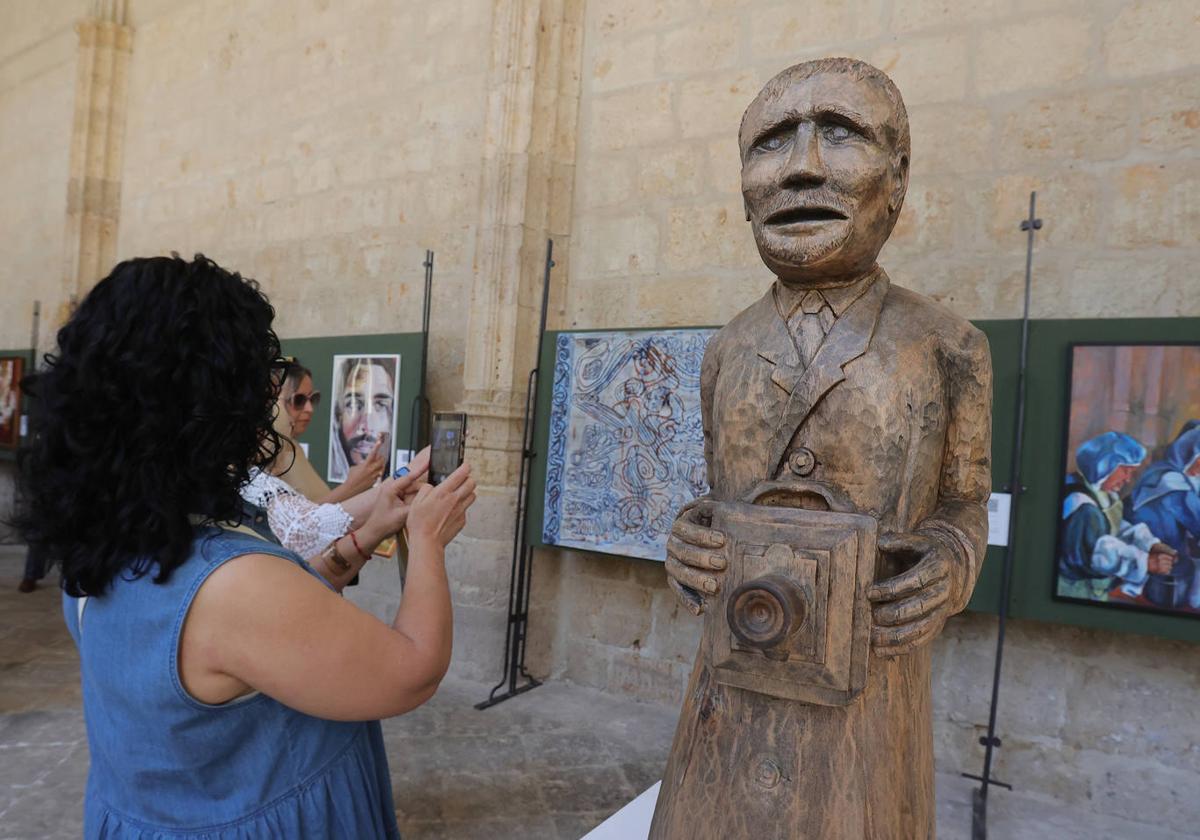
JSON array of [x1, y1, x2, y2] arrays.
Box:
[[888, 152, 909, 217]]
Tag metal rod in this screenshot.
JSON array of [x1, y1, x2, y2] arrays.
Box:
[[400, 252, 435, 587], [420, 250, 433, 402], [30, 300, 41, 370], [532, 240, 554, 390], [478, 238, 555, 710], [408, 250, 434, 456], [969, 192, 1041, 839]]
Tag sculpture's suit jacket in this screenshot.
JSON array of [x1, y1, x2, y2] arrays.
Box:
[[651, 268, 992, 840]]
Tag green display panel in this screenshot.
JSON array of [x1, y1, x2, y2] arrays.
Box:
[[967, 320, 1021, 614], [0, 347, 33, 463], [523, 317, 1200, 642], [279, 333, 425, 485], [1005, 318, 1200, 643]]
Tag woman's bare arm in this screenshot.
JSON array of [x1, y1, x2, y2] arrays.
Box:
[[180, 464, 474, 721]]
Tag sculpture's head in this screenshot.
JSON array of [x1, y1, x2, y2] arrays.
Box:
[[739, 58, 909, 285]]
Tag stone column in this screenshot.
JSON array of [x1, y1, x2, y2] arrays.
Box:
[[449, 0, 583, 680], [61, 0, 132, 323], [462, 0, 583, 486]]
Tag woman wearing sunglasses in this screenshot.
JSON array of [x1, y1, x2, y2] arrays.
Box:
[[271, 359, 387, 504], [281, 363, 320, 435], [17, 254, 476, 839]]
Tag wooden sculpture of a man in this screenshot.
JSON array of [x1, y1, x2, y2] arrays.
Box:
[[651, 58, 992, 840]]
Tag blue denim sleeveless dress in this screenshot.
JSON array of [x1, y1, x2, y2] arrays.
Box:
[[63, 526, 401, 839]]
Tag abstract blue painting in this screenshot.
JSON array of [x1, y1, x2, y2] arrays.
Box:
[[543, 329, 715, 561]]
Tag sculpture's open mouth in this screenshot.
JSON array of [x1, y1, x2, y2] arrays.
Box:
[[765, 206, 848, 225]]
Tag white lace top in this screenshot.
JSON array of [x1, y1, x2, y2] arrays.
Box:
[[240, 469, 352, 562]]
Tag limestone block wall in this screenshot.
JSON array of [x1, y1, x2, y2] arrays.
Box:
[[0, 0, 86, 351], [0, 0, 92, 543], [564, 0, 1199, 331], [533, 0, 1200, 831], [117, 0, 494, 414]]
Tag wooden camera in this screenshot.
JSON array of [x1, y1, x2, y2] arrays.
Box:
[[703, 481, 877, 707]]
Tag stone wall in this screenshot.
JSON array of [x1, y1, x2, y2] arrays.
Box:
[[117, 0, 493, 414], [532, 0, 1200, 829], [933, 612, 1200, 835], [0, 1, 91, 544], [0, 0, 85, 350]]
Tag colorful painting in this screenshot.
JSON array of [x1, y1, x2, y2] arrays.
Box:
[[0, 356, 23, 449], [1055, 343, 1200, 618], [327, 355, 401, 484], [543, 329, 715, 561]]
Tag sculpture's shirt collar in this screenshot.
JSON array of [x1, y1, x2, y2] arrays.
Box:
[[773, 265, 883, 320]]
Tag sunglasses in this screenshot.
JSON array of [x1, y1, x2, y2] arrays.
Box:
[[290, 391, 321, 410]]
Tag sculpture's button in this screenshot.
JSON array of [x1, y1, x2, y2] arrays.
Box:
[[788, 447, 816, 476], [754, 757, 782, 789]]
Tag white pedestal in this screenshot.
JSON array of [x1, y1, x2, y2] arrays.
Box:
[[581, 781, 661, 840]]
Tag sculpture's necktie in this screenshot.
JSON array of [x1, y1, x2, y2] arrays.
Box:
[[790, 290, 836, 367]]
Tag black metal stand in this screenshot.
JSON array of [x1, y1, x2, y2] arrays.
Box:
[[964, 192, 1042, 839], [409, 250, 434, 456], [29, 300, 40, 373], [477, 238, 555, 710], [20, 300, 40, 446], [399, 251, 434, 587]]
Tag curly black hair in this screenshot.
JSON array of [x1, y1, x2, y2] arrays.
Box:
[[15, 254, 284, 596]]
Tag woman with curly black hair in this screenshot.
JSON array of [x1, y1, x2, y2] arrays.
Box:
[[17, 254, 475, 839]]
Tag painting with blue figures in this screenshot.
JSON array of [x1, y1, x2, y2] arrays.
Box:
[[543, 329, 716, 561]]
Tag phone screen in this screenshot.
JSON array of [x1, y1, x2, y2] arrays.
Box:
[[429, 413, 466, 485]]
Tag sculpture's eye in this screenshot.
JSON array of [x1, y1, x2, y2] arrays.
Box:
[[824, 124, 852, 143], [754, 132, 788, 153]]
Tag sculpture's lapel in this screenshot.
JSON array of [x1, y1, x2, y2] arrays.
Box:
[[755, 295, 803, 396], [765, 272, 890, 475]]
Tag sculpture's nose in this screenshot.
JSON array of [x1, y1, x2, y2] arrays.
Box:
[[727, 574, 808, 652], [780, 124, 826, 189]]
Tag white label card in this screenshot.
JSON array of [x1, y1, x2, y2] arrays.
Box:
[[987, 492, 1012, 547]]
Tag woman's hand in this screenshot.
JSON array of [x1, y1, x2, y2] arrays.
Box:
[[342, 438, 387, 495], [407, 463, 476, 550], [399, 446, 432, 501], [359, 468, 428, 549]]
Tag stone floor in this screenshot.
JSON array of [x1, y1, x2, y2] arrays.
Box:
[[1, 544, 1194, 840]]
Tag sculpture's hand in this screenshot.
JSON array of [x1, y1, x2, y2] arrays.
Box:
[[665, 499, 727, 616], [868, 532, 955, 658]]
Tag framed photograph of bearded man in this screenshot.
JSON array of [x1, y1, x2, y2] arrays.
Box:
[[1054, 343, 1200, 618], [327, 354, 401, 484], [0, 355, 23, 449]]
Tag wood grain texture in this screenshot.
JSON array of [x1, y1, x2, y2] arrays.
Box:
[[654, 58, 992, 840]]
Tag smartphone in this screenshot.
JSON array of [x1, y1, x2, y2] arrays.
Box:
[[429, 412, 467, 485]]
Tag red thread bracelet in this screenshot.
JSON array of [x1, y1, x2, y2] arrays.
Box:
[[347, 530, 371, 561]]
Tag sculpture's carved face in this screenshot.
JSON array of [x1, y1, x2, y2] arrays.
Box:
[[740, 71, 908, 284]]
